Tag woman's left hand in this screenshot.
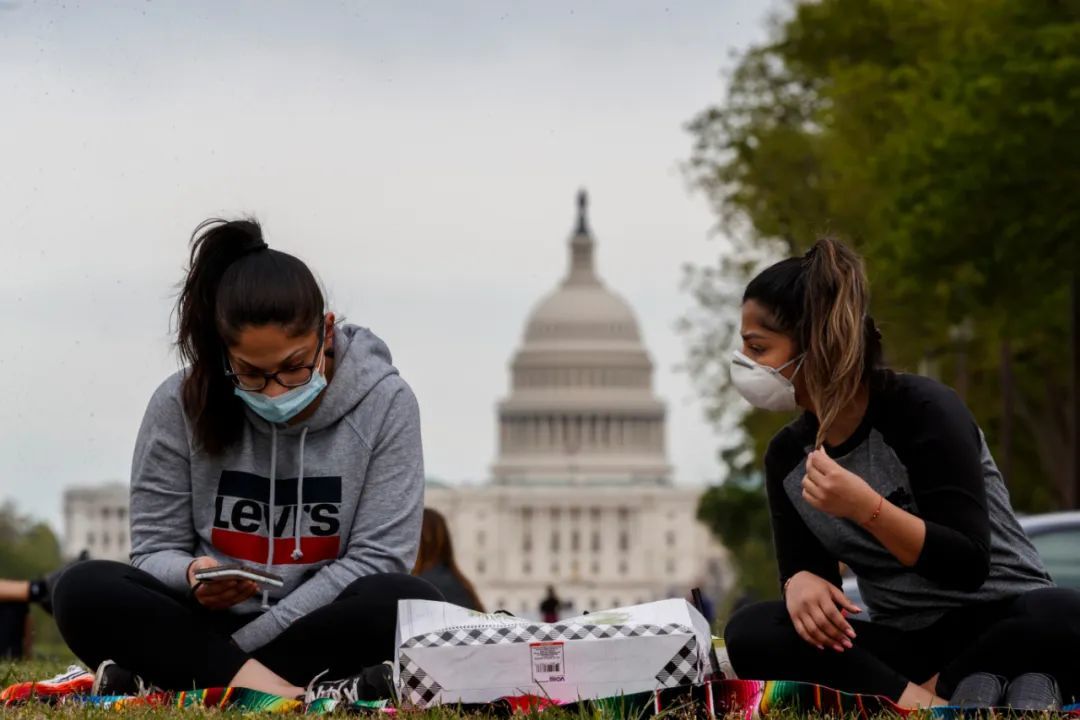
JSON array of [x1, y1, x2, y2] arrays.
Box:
[[803, 449, 879, 522]]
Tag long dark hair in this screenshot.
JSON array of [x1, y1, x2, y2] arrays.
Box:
[[175, 218, 325, 454], [413, 508, 485, 612], [744, 236, 884, 447]]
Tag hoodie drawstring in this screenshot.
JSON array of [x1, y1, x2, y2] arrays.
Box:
[[260, 424, 309, 612], [261, 425, 279, 611], [292, 427, 308, 561]]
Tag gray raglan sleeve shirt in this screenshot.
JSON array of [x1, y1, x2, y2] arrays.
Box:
[[229, 383, 425, 652], [129, 376, 197, 593]]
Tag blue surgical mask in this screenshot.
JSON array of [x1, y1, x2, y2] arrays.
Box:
[[235, 362, 328, 425]]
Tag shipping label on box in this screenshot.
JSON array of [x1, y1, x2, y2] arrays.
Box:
[[395, 599, 713, 708]]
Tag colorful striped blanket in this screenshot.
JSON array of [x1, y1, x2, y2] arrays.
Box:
[[4, 666, 1079, 717]]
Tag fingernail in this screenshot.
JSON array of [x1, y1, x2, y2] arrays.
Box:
[[833, 645, 844, 653], [843, 639, 852, 649], [847, 629, 857, 638]]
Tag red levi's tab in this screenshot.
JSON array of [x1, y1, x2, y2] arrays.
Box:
[[211, 529, 339, 565]]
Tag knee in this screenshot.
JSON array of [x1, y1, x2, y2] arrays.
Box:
[[52, 560, 129, 628], [340, 572, 444, 603], [724, 601, 790, 667], [382, 573, 445, 603], [53, 560, 127, 606], [1044, 587, 1080, 636], [1051, 587, 1080, 614], [1019, 587, 1080, 627]]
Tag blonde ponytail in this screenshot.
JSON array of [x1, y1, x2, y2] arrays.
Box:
[[801, 237, 870, 447]]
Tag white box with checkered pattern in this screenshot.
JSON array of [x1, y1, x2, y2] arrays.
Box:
[[394, 598, 713, 708]]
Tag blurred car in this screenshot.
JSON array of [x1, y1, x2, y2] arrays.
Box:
[[842, 511, 1080, 613]]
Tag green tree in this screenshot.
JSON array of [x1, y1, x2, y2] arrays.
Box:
[[0, 502, 61, 580], [696, 447, 779, 611], [685, 0, 1080, 548]]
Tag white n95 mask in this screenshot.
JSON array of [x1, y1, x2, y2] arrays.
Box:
[[730, 350, 804, 412]]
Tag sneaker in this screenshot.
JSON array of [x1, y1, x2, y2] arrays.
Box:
[[91, 660, 156, 697], [1004, 672, 1061, 712], [948, 672, 1006, 708], [304, 662, 396, 705], [0, 664, 94, 705]]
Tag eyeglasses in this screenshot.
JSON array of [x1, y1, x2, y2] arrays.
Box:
[[223, 328, 326, 392]]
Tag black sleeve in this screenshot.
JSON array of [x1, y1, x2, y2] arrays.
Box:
[[764, 431, 842, 593], [887, 378, 991, 591]]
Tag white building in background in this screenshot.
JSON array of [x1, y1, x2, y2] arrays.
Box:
[[427, 192, 729, 618], [62, 482, 130, 562]]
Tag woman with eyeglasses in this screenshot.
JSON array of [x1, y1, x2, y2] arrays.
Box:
[[52, 219, 441, 704]]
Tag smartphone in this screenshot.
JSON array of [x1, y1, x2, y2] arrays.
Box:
[[192, 564, 285, 588]]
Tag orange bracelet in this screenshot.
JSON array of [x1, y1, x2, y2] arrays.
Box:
[[862, 494, 884, 526]]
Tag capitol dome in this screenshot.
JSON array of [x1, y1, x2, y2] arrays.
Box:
[[492, 191, 671, 486], [524, 284, 641, 347]]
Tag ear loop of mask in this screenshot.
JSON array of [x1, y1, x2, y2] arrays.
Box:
[[777, 353, 805, 378]]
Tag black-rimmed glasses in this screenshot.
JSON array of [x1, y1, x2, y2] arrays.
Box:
[[223, 328, 325, 392]]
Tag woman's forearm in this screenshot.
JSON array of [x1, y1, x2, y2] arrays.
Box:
[[861, 497, 926, 566]]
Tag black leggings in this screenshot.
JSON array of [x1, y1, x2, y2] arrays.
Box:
[[52, 560, 443, 690], [724, 587, 1080, 703]]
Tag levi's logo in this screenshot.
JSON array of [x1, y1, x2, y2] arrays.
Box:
[[211, 470, 342, 566]]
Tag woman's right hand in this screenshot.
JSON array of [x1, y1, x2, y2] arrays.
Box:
[[784, 571, 862, 652], [187, 556, 260, 610]]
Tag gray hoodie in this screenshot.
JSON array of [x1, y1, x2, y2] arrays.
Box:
[[129, 324, 424, 652]]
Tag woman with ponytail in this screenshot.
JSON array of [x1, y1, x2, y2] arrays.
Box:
[[51, 219, 442, 703], [723, 237, 1080, 710]]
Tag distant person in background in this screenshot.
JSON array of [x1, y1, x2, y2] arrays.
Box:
[[729, 590, 757, 616], [0, 551, 89, 613], [0, 576, 55, 659], [540, 586, 562, 623], [0, 578, 52, 613], [688, 588, 716, 625], [0, 602, 30, 660], [0, 555, 87, 658], [412, 508, 485, 612], [0, 579, 41, 659]]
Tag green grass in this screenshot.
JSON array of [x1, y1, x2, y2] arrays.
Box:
[[2, 660, 1047, 720], [0, 660, 706, 719]]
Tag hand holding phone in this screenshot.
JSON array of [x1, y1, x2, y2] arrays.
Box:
[[187, 557, 263, 610], [193, 564, 284, 588]]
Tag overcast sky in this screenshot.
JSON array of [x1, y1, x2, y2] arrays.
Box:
[[0, 1, 770, 532]]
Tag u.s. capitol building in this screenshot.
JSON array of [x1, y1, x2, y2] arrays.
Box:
[[426, 192, 728, 617]]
